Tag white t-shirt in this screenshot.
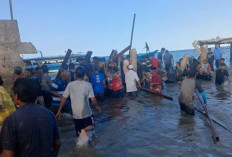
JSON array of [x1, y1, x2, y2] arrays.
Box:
[[63, 80, 94, 119], [125, 70, 139, 93]]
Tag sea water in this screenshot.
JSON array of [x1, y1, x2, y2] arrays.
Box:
[[55, 48, 232, 157]]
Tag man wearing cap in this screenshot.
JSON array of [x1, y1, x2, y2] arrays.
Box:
[[178, 70, 207, 115], [125, 65, 141, 96]]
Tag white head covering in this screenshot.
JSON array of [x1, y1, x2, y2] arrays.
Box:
[[128, 65, 133, 70]]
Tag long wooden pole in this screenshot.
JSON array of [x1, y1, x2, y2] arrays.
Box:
[[55, 49, 72, 80], [9, 0, 14, 20], [129, 14, 136, 50], [195, 107, 232, 134], [230, 44, 232, 63], [112, 45, 131, 61], [140, 87, 173, 101], [196, 91, 219, 142]]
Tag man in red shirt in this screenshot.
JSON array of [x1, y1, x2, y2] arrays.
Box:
[[150, 67, 162, 93], [151, 54, 159, 70], [105, 66, 114, 96], [111, 66, 123, 97], [107, 58, 124, 97]]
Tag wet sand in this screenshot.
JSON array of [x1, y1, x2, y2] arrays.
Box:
[[58, 80, 232, 157]]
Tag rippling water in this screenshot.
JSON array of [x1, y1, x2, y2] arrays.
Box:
[[57, 76, 232, 157], [51, 47, 232, 157]]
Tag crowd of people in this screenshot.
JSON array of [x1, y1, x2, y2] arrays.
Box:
[[0, 43, 231, 156]]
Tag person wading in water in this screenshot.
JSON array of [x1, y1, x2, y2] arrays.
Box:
[[56, 67, 101, 137], [178, 69, 207, 115]]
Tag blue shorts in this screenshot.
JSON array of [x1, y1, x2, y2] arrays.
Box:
[[74, 116, 94, 137]]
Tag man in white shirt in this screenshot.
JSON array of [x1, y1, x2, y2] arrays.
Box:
[[56, 67, 101, 137], [125, 65, 141, 96]]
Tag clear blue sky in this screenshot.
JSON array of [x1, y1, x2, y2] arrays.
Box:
[[0, 0, 232, 57]]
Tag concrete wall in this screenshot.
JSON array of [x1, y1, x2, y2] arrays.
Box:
[[0, 20, 21, 44], [0, 20, 37, 93], [0, 20, 37, 54]]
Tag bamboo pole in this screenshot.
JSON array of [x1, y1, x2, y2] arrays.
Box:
[[230, 44, 232, 63], [129, 14, 136, 50], [196, 91, 219, 142]]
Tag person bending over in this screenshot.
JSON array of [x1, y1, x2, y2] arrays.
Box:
[[179, 71, 207, 115]]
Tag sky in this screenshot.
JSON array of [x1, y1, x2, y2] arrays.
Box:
[[0, 0, 232, 58]]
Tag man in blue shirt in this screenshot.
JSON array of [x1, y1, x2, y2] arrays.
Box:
[[91, 67, 106, 102], [214, 43, 223, 69]]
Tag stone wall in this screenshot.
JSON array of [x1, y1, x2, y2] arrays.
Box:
[[0, 20, 37, 94]]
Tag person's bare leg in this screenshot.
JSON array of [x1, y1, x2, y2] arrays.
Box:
[[81, 125, 94, 136]]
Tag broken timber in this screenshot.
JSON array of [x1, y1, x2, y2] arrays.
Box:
[[193, 37, 232, 63]]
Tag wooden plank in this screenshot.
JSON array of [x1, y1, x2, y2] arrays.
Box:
[[55, 49, 72, 80], [85, 51, 92, 63], [140, 87, 173, 101], [195, 107, 232, 134], [196, 37, 232, 45], [180, 55, 189, 73], [112, 45, 131, 61], [130, 48, 137, 72]]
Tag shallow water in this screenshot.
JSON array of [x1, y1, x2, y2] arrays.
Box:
[[56, 48, 232, 157], [57, 74, 232, 157]]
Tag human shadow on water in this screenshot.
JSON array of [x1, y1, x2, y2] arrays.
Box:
[[178, 112, 196, 142]]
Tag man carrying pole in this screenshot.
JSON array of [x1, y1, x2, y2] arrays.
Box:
[[178, 68, 207, 115]]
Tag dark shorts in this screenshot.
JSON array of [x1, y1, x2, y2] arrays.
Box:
[[95, 93, 105, 102], [179, 103, 195, 116], [112, 89, 124, 98], [127, 91, 137, 97], [74, 116, 94, 137], [105, 88, 113, 97]]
